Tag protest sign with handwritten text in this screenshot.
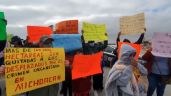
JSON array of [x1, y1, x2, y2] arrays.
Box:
[[152, 32, 171, 57], [120, 13, 145, 35], [5, 48, 65, 96]]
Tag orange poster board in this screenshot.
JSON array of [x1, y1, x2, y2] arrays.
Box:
[[56, 20, 78, 34], [72, 52, 103, 80], [118, 42, 142, 60], [27, 26, 52, 43]]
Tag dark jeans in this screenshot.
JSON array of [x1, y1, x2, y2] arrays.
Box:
[[147, 73, 166, 96], [0, 88, 1, 96], [60, 80, 72, 96], [93, 73, 103, 91]]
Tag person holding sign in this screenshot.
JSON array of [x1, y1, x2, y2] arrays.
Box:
[[0, 36, 22, 76], [72, 50, 92, 96], [1, 36, 26, 96], [28, 35, 59, 96], [117, 28, 146, 45], [1, 39, 24, 96], [105, 44, 147, 96], [60, 51, 76, 96], [81, 30, 108, 54], [142, 48, 171, 96], [11, 36, 24, 47], [81, 31, 107, 92], [0, 36, 23, 96], [0, 42, 9, 76], [111, 28, 146, 66]]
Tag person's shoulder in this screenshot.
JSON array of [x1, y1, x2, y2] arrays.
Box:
[[114, 63, 126, 70]]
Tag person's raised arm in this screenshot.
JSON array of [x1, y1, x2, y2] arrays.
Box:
[[135, 28, 146, 44], [116, 32, 121, 48]]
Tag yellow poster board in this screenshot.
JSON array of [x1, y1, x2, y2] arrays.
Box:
[[82, 22, 108, 42], [120, 13, 145, 35], [4, 48, 65, 96]]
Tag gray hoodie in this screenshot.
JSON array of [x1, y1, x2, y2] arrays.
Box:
[[105, 44, 147, 96]]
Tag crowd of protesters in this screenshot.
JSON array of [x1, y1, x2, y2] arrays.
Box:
[[0, 20, 171, 96], [0, 33, 108, 96]]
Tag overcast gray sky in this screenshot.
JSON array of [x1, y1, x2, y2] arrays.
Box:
[[0, 0, 171, 43]]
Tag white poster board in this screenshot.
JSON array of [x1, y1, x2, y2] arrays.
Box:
[[152, 32, 171, 57]]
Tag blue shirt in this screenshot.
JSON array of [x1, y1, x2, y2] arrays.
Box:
[[152, 56, 169, 75]]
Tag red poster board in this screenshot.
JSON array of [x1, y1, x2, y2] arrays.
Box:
[[118, 42, 142, 60], [72, 52, 103, 80], [27, 26, 52, 43], [56, 20, 78, 34]]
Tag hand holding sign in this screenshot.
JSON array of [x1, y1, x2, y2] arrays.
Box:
[[65, 60, 70, 66], [0, 65, 5, 76]]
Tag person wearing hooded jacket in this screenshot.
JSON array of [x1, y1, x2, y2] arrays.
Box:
[[105, 44, 147, 96], [111, 29, 146, 66]]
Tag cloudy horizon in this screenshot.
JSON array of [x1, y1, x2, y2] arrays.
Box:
[[0, 0, 171, 43]]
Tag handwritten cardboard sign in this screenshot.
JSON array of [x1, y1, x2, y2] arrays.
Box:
[[120, 13, 145, 35], [152, 32, 171, 57], [4, 48, 65, 96]]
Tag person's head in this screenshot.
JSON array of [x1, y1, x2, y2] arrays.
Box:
[[31, 42, 39, 48], [98, 42, 103, 45], [67, 48, 83, 55], [123, 39, 131, 43], [11, 36, 23, 47], [81, 30, 84, 33], [39, 35, 53, 48], [88, 41, 95, 46], [119, 44, 136, 65]]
